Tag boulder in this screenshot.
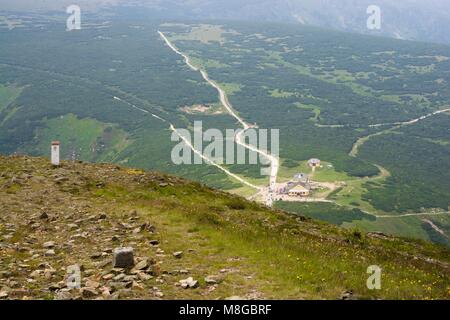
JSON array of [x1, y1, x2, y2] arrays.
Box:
[[173, 251, 183, 259], [112, 247, 134, 268]]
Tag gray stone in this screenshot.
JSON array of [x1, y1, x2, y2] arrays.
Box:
[[112, 247, 134, 268], [134, 259, 149, 271], [137, 272, 152, 281], [204, 276, 220, 285], [102, 273, 114, 280], [54, 290, 72, 300], [113, 273, 126, 281], [179, 277, 199, 289], [81, 287, 98, 299], [173, 251, 183, 259], [45, 249, 56, 256], [43, 241, 55, 248]]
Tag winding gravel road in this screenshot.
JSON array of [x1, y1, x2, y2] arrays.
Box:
[[159, 31, 279, 206]]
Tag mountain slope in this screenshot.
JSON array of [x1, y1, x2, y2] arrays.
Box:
[[0, 155, 448, 300], [2, 0, 450, 44]]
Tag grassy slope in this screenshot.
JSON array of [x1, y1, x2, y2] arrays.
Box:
[[0, 85, 21, 113], [0, 156, 448, 300]]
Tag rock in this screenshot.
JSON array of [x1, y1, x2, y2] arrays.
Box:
[[98, 213, 107, 220], [123, 275, 137, 282], [112, 247, 134, 268], [137, 272, 152, 281], [30, 270, 41, 278], [0, 291, 8, 299], [145, 225, 156, 233], [90, 252, 102, 260], [45, 249, 56, 256], [30, 223, 41, 230], [101, 287, 111, 298], [173, 251, 183, 259], [134, 259, 149, 271], [113, 273, 126, 281], [80, 287, 98, 299], [97, 260, 111, 268], [179, 277, 199, 289], [54, 290, 72, 300], [341, 290, 354, 300], [204, 276, 220, 285], [110, 292, 120, 300], [111, 235, 120, 242], [149, 240, 159, 246], [7, 281, 20, 289], [154, 291, 164, 298], [131, 281, 143, 290], [48, 283, 62, 291], [85, 280, 100, 289], [44, 269, 55, 280], [55, 176, 69, 183], [43, 241, 55, 248], [102, 274, 114, 280], [39, 212, 49, 220], [111, 268, 125, 275]]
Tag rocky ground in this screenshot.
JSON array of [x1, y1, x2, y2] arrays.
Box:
[[0, 156, 449, 300]]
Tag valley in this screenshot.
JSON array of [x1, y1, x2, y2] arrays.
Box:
[[0, 15, 449, 246]]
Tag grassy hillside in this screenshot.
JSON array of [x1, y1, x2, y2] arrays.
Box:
[[0, 156, 448, 300]]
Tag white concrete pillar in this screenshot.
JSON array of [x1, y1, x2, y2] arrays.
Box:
[[51, 141, 60, 166]]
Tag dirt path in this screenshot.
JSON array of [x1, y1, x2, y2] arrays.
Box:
[[350, 108, 450, 157], [316, 108, 450, 129], [422, 219, 449, 238], [374, 212, 450, 218]]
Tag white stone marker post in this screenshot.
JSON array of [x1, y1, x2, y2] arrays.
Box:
[[51, 141, 60, 166]]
